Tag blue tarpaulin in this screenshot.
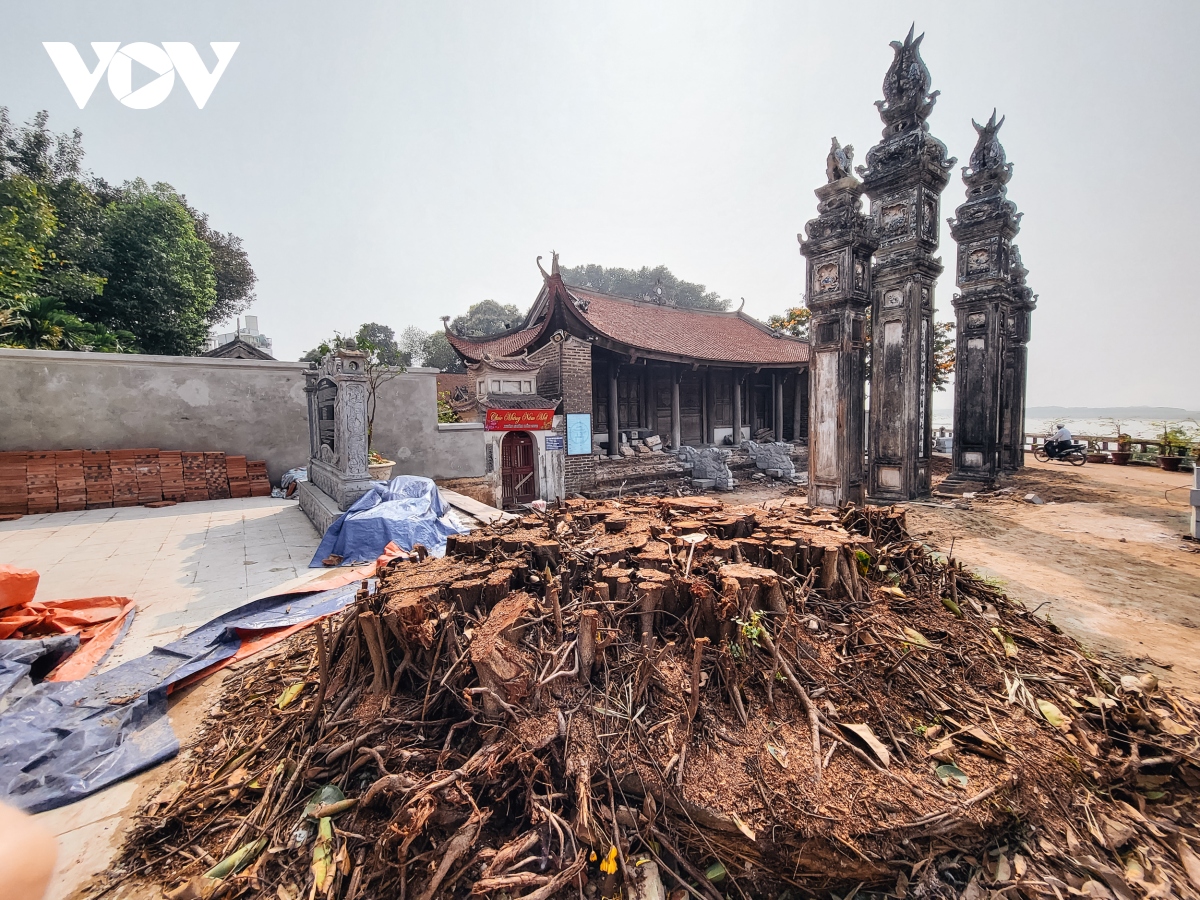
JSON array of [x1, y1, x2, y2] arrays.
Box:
[[310, 475, 468, 567], [0, 583, 358, 813]]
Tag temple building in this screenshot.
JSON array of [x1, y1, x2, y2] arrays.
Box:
[[445, 256, 809, 505]]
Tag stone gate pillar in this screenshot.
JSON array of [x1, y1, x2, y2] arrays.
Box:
[[1000, 247, 1035, 470], [799, 141, 878, 507], [861, 27, 955, 501], [946, 112, 1023, 488]]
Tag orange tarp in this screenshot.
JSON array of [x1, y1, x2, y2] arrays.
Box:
[[0, 564, 39, 610], [1, 563, 135, 680]]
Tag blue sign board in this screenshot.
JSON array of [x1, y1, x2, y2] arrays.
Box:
[[565, 413, 592, 456], [545, 435, 565, 451]]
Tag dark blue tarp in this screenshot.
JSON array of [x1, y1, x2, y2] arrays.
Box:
[[0, 635, 79, 709], [0, 583, 359, 813], [310, 475, 467, 567]]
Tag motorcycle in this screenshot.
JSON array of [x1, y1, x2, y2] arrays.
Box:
[[1034, 439, 1087, 466]]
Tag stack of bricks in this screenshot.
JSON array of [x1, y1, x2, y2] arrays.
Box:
[[205, 453, 231, 500], [135, 449, 163, 505], [226, 455, 251, 498], [55, 451, 87, 512], [0, 452, 29, 516], [0, 449, 272, 515], [182, 452, 208, 502], [109, 450, 139, 507], [159, 452, 186, 502], [26, 452, 59, 514], [84, 451, 113, 509], [247, 459, 272, 497]]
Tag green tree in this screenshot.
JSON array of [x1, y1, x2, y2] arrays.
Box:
[[560, 263, 731, 311], [767, 306, 810, 341], [0, 108, 257, 355], [448, 299, 523, 337], [0, 174, 57, 306], [422, 330, 465, 373], [1, 295, 136, 351], [86, 180, 217, 355], [299, 323, 410, 451], [186, 206, 257, 326]]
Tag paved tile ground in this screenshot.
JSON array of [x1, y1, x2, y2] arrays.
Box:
[[0, 498, 321, 671], [0, 497, 321, 900]]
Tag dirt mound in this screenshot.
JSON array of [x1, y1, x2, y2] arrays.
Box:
[[106, 497, 1200, 900]]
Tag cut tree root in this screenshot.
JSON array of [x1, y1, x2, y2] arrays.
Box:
[[109, 496, 1200, 900]]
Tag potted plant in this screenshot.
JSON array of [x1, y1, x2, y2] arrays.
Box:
[[1151, 420, 1195, 472], [368, 449, 395, 481], [1111, 432, 1132, 466], [1085, 439, 1110, 464], [1100, 417, 1132, 465]]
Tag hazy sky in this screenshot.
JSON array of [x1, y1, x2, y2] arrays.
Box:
[[3, 2, 1198, 409]]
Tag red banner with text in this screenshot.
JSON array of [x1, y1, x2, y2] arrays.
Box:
[[484, 408, 556, 432]]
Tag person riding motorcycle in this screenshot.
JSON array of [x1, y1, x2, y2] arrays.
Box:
[[1046, 423, 1073, 457]]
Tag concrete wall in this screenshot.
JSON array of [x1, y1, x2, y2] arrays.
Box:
[[0, 349, 484, 484], [370, 374, 485, 481]]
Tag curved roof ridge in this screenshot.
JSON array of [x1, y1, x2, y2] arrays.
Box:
[[563, 282, 742, 318]]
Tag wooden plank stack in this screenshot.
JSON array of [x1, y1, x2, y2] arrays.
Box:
[[248, 460, 272, 497], [159, 452, 186, 503], [55, 451, 87, 512], [0, 449, 273, 515], [0, 452, 28, 516], [83, 451, 112, 509]]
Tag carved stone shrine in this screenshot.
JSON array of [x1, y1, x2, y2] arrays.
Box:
[[298, 348, 373, 535], [799, 139, 878, 507], [860, 27, 955, 501], [945, 111, 1030, 487]]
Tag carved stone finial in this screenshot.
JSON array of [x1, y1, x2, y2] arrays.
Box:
[[826, 137, 855, 182], [536, 255, 550, 280], [551, 250, 560, 275], [961, 109, 1014, 196], [875, 24, 940, 137], [969, 109, 1007, 171]]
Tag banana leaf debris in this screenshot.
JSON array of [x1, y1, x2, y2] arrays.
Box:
[[103, 496, 1200, 899]]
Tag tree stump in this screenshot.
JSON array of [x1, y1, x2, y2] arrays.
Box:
[[531, 539, 561, 570], [482, 569, 513, 609], [470, 593, 535, 719]]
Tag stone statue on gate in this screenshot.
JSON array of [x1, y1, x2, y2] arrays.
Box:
[[826, 137, 855, 182]]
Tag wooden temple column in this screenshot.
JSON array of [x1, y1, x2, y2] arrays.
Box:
[[608, 363, 620, 459], [732, 371, 742, 445], [670, 369, 682, 450], [773, 373, 784, 441], [793, 368, 805, 441]]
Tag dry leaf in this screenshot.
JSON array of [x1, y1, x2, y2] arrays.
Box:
[[1037, 699, 1070, 730], [1176, 837, 1200, 892], [838, 722, 891, 768], [993, 854, 1011, 883], [731, 812, 756, 842]]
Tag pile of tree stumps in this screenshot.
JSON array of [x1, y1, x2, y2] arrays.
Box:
[[115, 495, 1200, 900]]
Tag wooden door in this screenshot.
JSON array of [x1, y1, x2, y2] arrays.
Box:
[[679, 372, 703, 445], [501, 432, 536, 506]]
